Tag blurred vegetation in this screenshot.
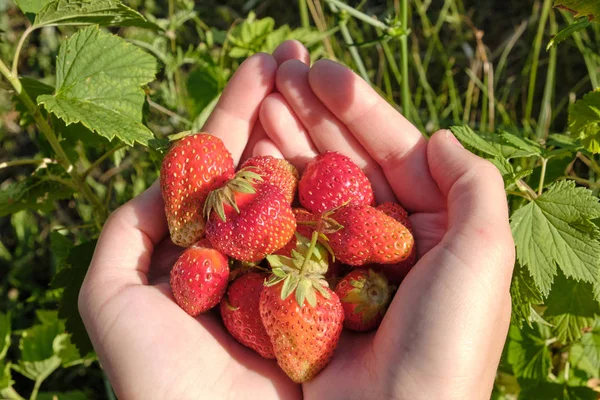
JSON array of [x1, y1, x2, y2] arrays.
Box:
[[1, 0, 600, 398]]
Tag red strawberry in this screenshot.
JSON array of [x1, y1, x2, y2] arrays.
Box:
[[260, 280, 343, 383], [205, 174, 296, 262], [261, 233, 344, 382], [161, 133, 234, 247], [240, 156, 298, 204], [335, 269, 392, 331], [372, 202, 417, 285], [220, 272, 275, 359], [298, 152, 374, 214], [328, 205, 413, 266], [376, 202, 412, 231], [170, 239, 229, 316]]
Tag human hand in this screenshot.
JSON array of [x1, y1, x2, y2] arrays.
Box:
[[258, 41, 515, 399], [78, 49, 307, 399]]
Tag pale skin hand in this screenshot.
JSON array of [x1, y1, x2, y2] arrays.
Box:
[[79, 41, 515, 400]]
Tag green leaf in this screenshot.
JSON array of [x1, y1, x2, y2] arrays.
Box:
[[50, 231, 73, 274], [0, 362, 17, 398], [33, 0, 158, 30], [580, 319, 600, 371], [185, 64, 221, 119], [544, 271, 600, 343], [510, 263, 544, 326], [227, 11, 275, 58], [51, 240, 97, 355], [554, 0, 600, 21], [568, 90, 600, 154], [507, 323, 552, 380], [518, 380, 597, 400], [499, 131, 543, 158], [191, 93, 221, 132], [0, 167, 75, 217], [450, 125, 513, 176], [14, 317, 63, 381], [570, 341, 599, 379], [14, 0, 52, 14], [548, 18, 592, 49], [510, 180, 600, 295], [38, 25, 158, 147], [0, 313, 10, 360]]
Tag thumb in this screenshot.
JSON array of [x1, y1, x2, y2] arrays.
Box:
[[427, 129, 514, 289]]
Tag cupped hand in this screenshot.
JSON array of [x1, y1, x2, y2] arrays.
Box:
[[258, 41, 515, 399], [79, 39, 515, 400]]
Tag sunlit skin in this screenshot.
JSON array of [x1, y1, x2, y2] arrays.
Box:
[[79, 41, 515, 399]]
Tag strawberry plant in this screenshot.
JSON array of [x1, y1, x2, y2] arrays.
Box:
[[1, 0, 600, 397]]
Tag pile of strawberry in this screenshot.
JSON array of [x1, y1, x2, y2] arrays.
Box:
[[161, 132, 416, 383]]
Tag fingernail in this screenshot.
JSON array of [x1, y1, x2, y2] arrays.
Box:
[[445, 129, 464, 148]]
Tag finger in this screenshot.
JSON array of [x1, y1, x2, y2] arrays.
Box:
[[427, 130, 515, 286], [276, 59, 396, 202], [259, 93, 317, 170], [308, 59, 445, 212], [240, 122, 284, 162], [202, 53, 278, 164], [273, 40, 310, 65], [86, 181, 167, 289]]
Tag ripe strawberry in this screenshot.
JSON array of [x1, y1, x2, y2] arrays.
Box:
[[376, 202, 412, 232], [372, 202, 417, 285], [328, 205, 413, 266], [205, 174, 296, 262], [170, 239, 229, 316], [261, 233, 344, 382], [260, 281, 343, 383], [240, 156, 298, 204], [298, 152, 374, 214], [220, 272, 275, 359], [161, 133, 234, 247], [335, 269, 392, 331]]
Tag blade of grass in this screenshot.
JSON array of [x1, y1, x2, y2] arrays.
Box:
[[536, 10, 557, 140], [525, 0, 553, 124]]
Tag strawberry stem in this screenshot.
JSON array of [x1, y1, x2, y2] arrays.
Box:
[[299, 230, 320, 274]]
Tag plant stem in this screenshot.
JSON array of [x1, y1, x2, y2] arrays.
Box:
[[323, 0, 388, 30], [300, 231, 320, 274], [147, 97, 192, 126], [538, 158, 548, 195], [399, 0, 410, 121], [525, 0, 553, 124], [82, 144, 127, 178], [12, 25, 35, 76], [0, 56, 106, 226], [328, 3, 371, 84], [30, 378, 42, 400], [299, 0, 310, 28], [577, 153, 600, 175], [516, 179, 538, 201], [0, 157, 56, 169]]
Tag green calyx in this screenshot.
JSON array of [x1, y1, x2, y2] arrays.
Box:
[[202, 168, 263, 222], [265, 231, 331, 308], [343, 269, 392, 323]]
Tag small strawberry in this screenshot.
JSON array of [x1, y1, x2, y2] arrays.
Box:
[[372, 202, 417, 285], [170, 239, 229, 316], [220, 272, 275, 359], [240, 156, 298, 204], [299, 152, 374, 214], [205, 171, 296, 262], [335, 269, 392, 332], [328, 205, 413, 266], [161, 133, 235, 247], [260, 233, 344, 383]]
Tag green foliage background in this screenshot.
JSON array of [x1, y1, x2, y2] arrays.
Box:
[[1, 0, 600, 398]]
